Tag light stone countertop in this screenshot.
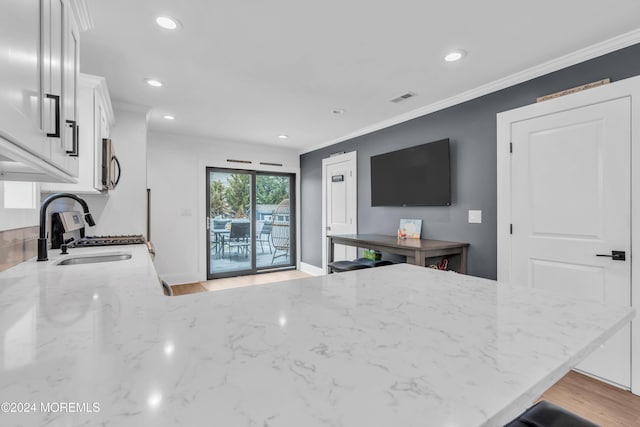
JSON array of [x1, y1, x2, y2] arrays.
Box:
[[0, 246, 634, 427]]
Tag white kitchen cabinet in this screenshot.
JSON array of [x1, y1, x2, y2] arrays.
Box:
[[43, 0, 67, 172], [42, 74, 115, 194], [0, 0, 89, 182], [44, 0, 81, 177], [62, 2, 81, 176], [0, 0, 49, 158]]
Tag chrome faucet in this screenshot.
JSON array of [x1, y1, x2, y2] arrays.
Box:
[[38, 193, 96, 261]]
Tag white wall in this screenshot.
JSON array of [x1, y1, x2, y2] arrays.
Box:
[[147, 131, 300, 284], [83, 104, 149, 236], [0, 182, 39, 231]]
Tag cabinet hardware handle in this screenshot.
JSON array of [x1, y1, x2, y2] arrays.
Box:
[[65, 120, 79, 157], [46, 94, 61, 138], [596, 250, 626, 261], [111, 156, 121, 187]]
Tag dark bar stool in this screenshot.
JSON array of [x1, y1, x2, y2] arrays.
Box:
[[505, 401, 599, 427], [354, 258, 393, 268], [328, 260, 372, 273]]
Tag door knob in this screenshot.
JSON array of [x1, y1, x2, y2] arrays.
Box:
[[596, 250, 626, 261]]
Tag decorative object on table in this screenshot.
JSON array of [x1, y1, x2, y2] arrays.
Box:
[[428, 258, 449, 270], [363, 249, 382, 261], [399, 219, 422, 239]]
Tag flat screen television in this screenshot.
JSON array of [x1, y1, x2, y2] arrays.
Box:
[[370, 139, 451, 206]]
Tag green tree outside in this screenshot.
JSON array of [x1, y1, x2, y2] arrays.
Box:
[[210, 180, 226, 217], [225, 174, 250, 218], [210, 174, 289, 219], [256, 176, 289, 205]]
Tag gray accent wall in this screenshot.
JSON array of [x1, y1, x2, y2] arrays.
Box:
[[300, 43, 640, 279]]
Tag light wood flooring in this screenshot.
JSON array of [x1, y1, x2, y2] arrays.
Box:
[[170, 271, 640, 425], [540, 370, 640, 426], [170, 269, 311, 295]]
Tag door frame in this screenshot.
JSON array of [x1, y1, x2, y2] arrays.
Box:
[[322, 151, 358, 273], [496, 75, 640, 395], [206, 167, 255, 280], [205, 167, 297, 280]]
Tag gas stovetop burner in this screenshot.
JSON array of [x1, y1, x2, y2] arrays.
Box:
[[74, 234, 146, 247]]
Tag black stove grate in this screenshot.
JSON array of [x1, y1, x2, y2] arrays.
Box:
[[73, 235, 146, 247]]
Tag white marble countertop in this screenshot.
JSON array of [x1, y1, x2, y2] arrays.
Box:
[[0, 248, 634, 427]]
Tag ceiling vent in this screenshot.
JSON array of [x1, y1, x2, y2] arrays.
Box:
[[390, 92, 417, 103]]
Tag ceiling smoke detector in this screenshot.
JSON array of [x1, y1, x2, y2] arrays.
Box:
[[390, 92, 417, 103]]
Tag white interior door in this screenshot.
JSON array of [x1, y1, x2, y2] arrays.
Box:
[[510, 97, 631, 387], [322, 152, 357, 271]]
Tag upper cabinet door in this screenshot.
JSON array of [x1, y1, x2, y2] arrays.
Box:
[[0, 0, 48, 157], [62, 1, 80, 176], [44, 0, 68, 171]]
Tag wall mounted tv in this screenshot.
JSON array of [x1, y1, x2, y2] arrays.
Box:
[[370, 138, 451, 207]]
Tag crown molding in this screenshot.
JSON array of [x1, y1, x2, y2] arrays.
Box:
[[299, 28, 640, 155], [69, 0, 94, 31], [80, 74, 115, 126]]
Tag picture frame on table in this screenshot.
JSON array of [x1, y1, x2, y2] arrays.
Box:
[[398, 219, 422, 239]]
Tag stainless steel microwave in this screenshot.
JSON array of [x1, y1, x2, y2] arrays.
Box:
[[102, 138, 121, 190]]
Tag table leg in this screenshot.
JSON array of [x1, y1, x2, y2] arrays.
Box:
[[328, 237, 335, 273], [416, 252, 426, 267], [459, 247, 468, 274]]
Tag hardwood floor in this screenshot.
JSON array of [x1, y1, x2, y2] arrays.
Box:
[[170, 281, 207, 296], [170, 273, 640, 426], [541, 371, 640, 426], [170, 269, 311, 295]]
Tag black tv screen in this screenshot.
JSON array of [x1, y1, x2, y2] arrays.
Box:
[[370, 139, 451, 206]]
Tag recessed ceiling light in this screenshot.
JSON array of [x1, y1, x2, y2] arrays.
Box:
[[332, 108, 346, 115], [163, 115, 175, 120], [444, 50, 466, 62], [278, 135, 288, 139], [155, 16, 180, 30], [146, 78, 163, 87]]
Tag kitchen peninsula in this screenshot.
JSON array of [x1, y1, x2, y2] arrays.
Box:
[[0, 247, 633, 426]]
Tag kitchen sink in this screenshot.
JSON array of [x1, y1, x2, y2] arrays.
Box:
[[55, 251, 132, 266]]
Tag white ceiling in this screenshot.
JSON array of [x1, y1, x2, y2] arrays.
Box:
[[80, 0, 640, 152]]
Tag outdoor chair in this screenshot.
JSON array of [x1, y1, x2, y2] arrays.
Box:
[[271, 199, 290, 263], [228, 222, 250, 258], [258, 222, 272, 253]]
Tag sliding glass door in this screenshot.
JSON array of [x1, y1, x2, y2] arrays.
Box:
[[255, 174, 293, 269], [207, 168, 295, 279]]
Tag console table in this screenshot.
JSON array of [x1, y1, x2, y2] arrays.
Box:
[[328, 233, 470, 273]]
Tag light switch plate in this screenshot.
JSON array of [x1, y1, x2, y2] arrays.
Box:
[[180, 208, 192, 217], [468, 210, 482, 224]]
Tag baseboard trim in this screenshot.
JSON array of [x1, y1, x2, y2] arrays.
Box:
[[300, 262, 324, 276]]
